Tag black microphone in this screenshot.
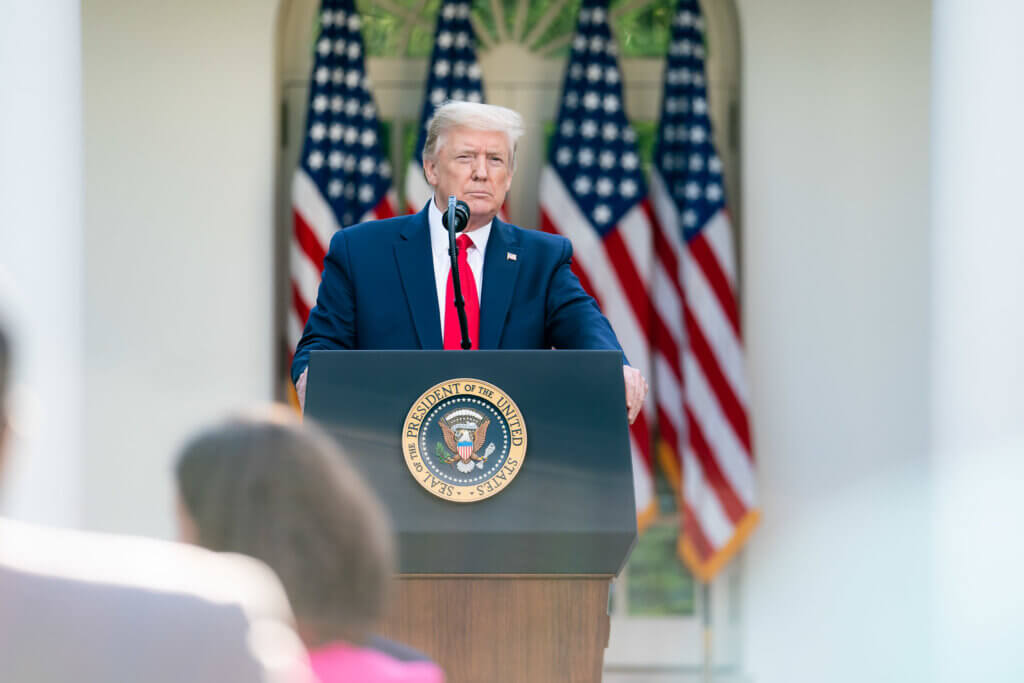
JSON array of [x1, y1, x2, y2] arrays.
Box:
[[441, 199, 471, 233], [445, 195, 472, 350]]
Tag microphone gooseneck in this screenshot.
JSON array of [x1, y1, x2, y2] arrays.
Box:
[[445, 195, 473, 350]]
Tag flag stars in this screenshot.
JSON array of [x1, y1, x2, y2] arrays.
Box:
[[454, 61, 467, 78], [455, 32, 470, 48], [596, 177, 614, 196], [329, 123, 343, 141], [581, 120, 598, 138], [456, 3, 470, 19], [452, 88, 465, 100], [570, 64, 583, 80], [690, 154, 704, 171], [327, 179, 343, 198], [430, 88, 446, 105], [362, 102, 376, 119], [620, 179, 638, 197], [691, 126, 707, 143], [621, 152, 639, 170], [685, 181, 701, 200], [573, 35, 587, 51], [442, 3, 455, 19], [359, 129, 376, 147], [467, 91, 482, 103], [347, 14, 361, 31], [321, 9, 334, 27], [346, 43, 361, 60], [359, 156, 376, 175], [623, 127, 637, 143], [605, 67, 620, 84], [602, 123, 619, 141], [331, 96, 343, 112], [313, 95, 328, 113], [560, 120, 576, 137], [467, 63, 482, 80], [586, 64, 603, 82], [599, 151, 616, 169], [593, 204, 612, 224], [709, 155, 723, 173], [317, 38, 331, 56], [573, 176, 592, 195], [589, 35, 605, 52], [329, 151, 343, 169], [316, 67, 329, 84], [344, 127, 358, 145], [438, 31, 453, 48], [556, 147, 573, 166], [583, 92, 600, 110], [380, 161, 391, 178], [578, 148, 595, 167], [332, 68, 344, 84], [684, 209, 698, 226], [345, 99, 360, 116], [706, 184, 722, 201], [334, 40, 347, 56], [565, 92, 579, 109], [434, 60, 450, 77], [693, 97, 707, 114], [307, 150, 324, 170], [310, 122, 326, 141], [358, 184, 375, 203]]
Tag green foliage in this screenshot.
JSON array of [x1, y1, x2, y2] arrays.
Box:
[[354, 0, 675, 59], [623, 521, 696, 616]]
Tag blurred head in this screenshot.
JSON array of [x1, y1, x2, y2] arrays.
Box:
[[174, 406, 395, 647], [422, 101, 524, 230], [0, 321, 10, 475]]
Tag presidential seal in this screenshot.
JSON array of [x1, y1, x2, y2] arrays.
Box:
[[402, 378, 527, 502]]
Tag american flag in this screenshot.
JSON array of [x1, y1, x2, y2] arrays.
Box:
[[289, 0, 397, 357], [539, 0, 657, 529], [650, 0, 758, 581], [405, 0, 487, 213]]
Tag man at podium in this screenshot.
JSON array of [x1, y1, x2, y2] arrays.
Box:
[[292, 101, 647, 420]]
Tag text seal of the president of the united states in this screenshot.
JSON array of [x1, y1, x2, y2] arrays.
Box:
[[403, 378, 527, 502]]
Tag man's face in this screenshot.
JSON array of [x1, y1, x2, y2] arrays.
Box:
[[423, 126, 513, 231]]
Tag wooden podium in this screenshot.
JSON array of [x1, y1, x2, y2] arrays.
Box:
[[306, 350, 637, 682]]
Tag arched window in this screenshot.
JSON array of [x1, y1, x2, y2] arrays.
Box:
[[276, 0, 743, 675]]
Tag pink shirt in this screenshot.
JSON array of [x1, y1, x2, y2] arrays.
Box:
[[310, 641, 445, 683]]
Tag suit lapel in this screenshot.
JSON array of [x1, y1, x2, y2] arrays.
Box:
[[394, 207, 443, 349], [479, 218, 521, 349]]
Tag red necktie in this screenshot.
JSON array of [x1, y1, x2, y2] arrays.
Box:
[[444, 233, 480, 350]]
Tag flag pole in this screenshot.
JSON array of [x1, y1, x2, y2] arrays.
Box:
[[701, 581, 712, 683]]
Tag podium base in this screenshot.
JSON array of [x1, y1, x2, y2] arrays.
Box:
[[379, 575, 612, 683]]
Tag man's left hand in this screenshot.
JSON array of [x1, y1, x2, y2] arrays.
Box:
[[623, 366, 648, 425]]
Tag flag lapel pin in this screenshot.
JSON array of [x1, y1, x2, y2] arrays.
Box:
[[507, 252, 517, 261]]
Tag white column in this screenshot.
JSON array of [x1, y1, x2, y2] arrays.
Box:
[[931, 2, 1024, 681], [0, 1, 83, 525]]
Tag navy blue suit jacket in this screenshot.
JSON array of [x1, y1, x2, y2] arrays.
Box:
[[291, 206, 624, 383]]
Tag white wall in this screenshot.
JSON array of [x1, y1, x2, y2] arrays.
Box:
[[82, 0, 280, 536], [0, 0, 84, 526], [931, 2, 1024, 681], [736, 0, 932, 681]]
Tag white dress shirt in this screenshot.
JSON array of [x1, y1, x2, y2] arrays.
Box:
[[428, 198, 492, 331]]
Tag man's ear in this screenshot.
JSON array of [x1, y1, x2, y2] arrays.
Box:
[[422, 157, 438, 186]]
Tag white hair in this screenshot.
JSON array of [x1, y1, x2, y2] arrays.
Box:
[[423, 101, 525, 173]]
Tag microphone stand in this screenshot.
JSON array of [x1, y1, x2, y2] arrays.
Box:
[[446, 195, 472, 350]]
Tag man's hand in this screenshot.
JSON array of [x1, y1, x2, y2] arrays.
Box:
[[623, 366, 648, 425], [296, 369, 308, 412]]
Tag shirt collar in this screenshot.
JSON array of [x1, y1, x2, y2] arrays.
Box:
[[428, 198, 493, 254]]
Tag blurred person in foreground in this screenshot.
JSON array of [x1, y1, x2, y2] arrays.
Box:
[[174, 407, 444, 683], [0, 321, 313, 682]]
